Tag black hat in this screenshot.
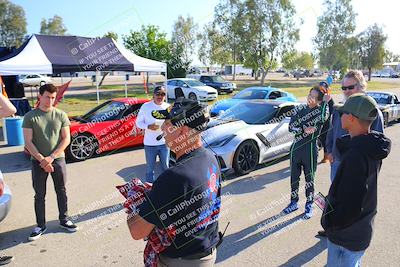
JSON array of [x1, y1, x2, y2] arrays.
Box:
[[152, 98, 209, 131], [153, 85, 166, 94]]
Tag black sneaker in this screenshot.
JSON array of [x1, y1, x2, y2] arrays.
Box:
[[60, 220, 79, 232], [0, 255, 14, 265], [28, 226, 47, 241]]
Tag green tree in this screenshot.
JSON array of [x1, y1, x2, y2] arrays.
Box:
[[123, 25, 187, 78], [40, 15, 67, 35], [213, 0, 245, 80], [384, 49, 400, 63], [171, 15, 198, 65], [241, 0, 299, 84], [359, 24, 387, 81], [0, 0, 27, 48], [282, 50, 298, 70], [197, 23, 231, 67], [314, 0, 356, 71], [103, 31, 118, 41], [297, 52, 314, 69], [282, 51, 314, 70]]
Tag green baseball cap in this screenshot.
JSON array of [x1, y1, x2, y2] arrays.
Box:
[[336, 93, 378, 121]]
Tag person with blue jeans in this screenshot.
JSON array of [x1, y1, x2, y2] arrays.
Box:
[[136, 86, 170, 183], [321, 94, 391, 267], [325, 70, 384, 182], [318, 70, 384, 238]]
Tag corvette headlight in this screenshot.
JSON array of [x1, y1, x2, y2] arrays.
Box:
[[208, 134, 236, 148]]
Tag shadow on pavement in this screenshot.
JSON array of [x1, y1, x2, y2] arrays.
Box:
[[116, 160, 165, 183], [0, 150, 31, 174], [0, 204, 122, 251], [221, 166, 290, 195], [216, 213, 306, 263], [278, 236, 327, 266]]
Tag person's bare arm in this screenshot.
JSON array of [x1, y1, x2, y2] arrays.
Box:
[[40, 126, 70, 168], [127, 214, 155, 240], [0, 94, 17, 117], [23, 128, 45, 162]]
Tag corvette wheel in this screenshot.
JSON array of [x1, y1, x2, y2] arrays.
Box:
[[67, 133, 98, 161], [233, 140, 259, 175]]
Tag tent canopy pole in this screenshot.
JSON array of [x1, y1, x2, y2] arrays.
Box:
[[96, 71, 99, 104]]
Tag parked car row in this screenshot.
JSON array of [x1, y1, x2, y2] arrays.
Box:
[[284, 69, 323, 79], [371, 72, 400, 78], [20, 80, 397, 177]]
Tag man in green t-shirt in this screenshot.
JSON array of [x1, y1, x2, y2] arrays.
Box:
[[22, 84, 78, 241]]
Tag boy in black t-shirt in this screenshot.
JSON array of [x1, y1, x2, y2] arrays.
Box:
[[127, 99, 221, 267]]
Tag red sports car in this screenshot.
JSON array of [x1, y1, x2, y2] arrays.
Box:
[[67, 98, 149, 161]]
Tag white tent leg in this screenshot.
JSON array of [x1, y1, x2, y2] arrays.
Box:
[[96, 71, 100, 104]]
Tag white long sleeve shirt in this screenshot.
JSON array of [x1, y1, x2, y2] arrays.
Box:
[[136, 100, 170, 146]]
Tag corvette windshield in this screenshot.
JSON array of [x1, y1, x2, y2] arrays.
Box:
[[81, 101, 127, 122], [219, 102, 277, 124], [233, 89, 269, 99], [367, 93, 391, 104]]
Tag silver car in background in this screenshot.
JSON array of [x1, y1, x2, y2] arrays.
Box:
[[202, 100, 298, 175], [0, 171, 12, 222]]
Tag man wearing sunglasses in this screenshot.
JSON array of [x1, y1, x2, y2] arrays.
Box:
[[326, 70, 384, 181], [321, 94, 391, 266], [136, 86, 171, 183], [318, 70, 384, 238]]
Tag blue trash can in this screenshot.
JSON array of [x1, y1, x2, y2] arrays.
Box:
[[5, 117, 24, 146]]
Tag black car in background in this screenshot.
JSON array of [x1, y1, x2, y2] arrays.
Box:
[[198, 75, 236, 94]]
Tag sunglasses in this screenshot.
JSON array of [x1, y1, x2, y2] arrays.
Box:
[[155, 92, 166, 96], [341, 84, 358, 91]]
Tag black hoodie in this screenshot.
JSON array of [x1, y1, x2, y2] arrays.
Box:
[[321, 131, 391, 251]]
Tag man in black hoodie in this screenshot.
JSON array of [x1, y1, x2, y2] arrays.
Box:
[[321, 94, 391, 266]]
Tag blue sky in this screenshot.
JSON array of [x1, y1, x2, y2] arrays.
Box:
[[11, 0, 400, 64]]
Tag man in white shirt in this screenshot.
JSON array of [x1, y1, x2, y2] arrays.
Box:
[[136, 86, 171, 182]]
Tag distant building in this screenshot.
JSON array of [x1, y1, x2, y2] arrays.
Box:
[[383, 62, 400, 72], [224, 64, 252, 75]]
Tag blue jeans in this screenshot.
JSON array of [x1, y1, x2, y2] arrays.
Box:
[[144, 144, 169, 183], [327, 240, 365, 267], [330, 161, 341, 182]]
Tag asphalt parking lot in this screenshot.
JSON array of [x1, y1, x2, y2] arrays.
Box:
[[1, 90, 400, 266]]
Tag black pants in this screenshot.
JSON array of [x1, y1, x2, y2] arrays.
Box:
[[32, 158, 68, 227], [290, 144, 318, 203]]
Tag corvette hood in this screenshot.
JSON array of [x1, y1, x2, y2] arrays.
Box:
[[202, 119, 276, 144]]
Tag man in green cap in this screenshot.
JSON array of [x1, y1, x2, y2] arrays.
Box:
[[321, 93, 391, 266]]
